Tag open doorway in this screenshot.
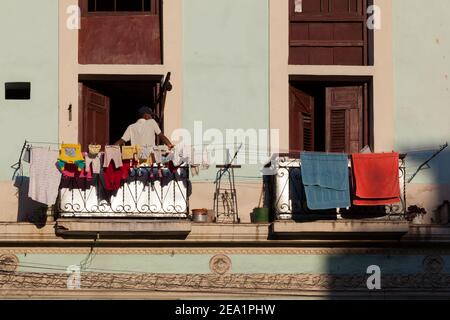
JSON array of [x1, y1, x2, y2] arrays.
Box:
[[78, 75, 163, 150], [289, 76, 373, 154]]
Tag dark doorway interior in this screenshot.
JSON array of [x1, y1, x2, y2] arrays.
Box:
[[289, 77, 372, 154], [79, 78, 160, 147]]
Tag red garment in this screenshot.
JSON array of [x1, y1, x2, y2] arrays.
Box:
[[103, 162, 122, 191], [166, 161, 179, 174], [120, 161, 134, 180], [61, 163, 92, 180], [351, 153, 401, 206]]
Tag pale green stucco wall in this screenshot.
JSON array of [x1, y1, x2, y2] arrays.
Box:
[[182, 0, 269, 180], [393, 0, 450, 185], [17, 253, 450, 275], [0, 0, 59, 181]]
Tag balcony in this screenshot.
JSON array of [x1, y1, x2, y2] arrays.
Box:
[[58, 166, 189, 219], [267, 154, 410, 239], [269, 154, 407, 221]]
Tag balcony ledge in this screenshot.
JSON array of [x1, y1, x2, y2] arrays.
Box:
[[55, 219, 192, 239], [272, 220, 410, 240]]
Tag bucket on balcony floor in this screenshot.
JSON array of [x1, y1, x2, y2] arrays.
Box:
[[192, 208, 209, 223], [252, 208, 270, 223]]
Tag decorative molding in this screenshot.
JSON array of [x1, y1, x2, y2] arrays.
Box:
[[0, 254, 19, 273], [423, 255, 445, 274], [1, 271, 450, 293], [210, 255, 232, 275], [1, 247, 450, 256]]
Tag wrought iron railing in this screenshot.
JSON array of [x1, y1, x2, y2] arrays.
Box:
[[58, 166, 190, 218], [270, 155, 407, 221]]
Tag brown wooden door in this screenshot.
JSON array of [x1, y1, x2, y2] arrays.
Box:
[[325, 86, 363, 153], [290, 85, 315, 153], [79, 84, 110, 151]]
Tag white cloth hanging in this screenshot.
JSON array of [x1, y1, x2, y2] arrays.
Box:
[[28, 148, 61, 206]]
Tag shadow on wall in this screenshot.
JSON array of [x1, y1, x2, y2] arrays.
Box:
[[14, 176, 48, 228], [320, 149, 450, 298], [404, 147, 450, 224], [323, 251, 450, 298]]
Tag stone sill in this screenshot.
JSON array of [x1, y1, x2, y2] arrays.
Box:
[[404, 224, 450, 241], [55, 219, 192, 239], [0, 221, 449, 244], [187, 223, 270, 242], [272, 220, 410, 240]]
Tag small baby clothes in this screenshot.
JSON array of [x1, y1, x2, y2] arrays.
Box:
[[57, 144, 85, 172], [137, 145, 155, 166], [172, 144, 189, 166], [191, 165, 200, 177], [104, 145, 123, 168], [88, 144, 102, 155], [85, 152, 103, 175], [59, 163, 93, 180], [122, 146, 138, 161], [138, 145, 152, 159], [152, 147, 162, 164]]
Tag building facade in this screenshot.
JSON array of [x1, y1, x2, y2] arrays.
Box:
[[0, 0, 449, 299]]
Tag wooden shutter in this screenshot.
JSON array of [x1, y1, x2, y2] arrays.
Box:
[[289, 85, 315, 153], [79, 0, 162, 65], [79, 84, 110, 151], [289, 0, 369, 65], [325, 86, 363, 153]]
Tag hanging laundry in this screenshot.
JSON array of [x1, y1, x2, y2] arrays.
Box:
[[29, 148, 62, 206], [189, 147, 210, 170], [103, 162, 123, 192], [57, 144, 85, 172], [172, 144, 189, 166], [60, 163, 80, 178], [137, 145, 153, 166], [23, 145, 31, 163], [121, 146, 138, 161], [300, 152, 351, 210], [152, 146, 162, 164], [190, 165, 200, 177], [201, 149, 210, 170], [79, 167, 93, 180], [84, 152, 104, 175], [103, 145, 123, 168], [351, 153, 401, 206], [166, 160, 180, 174], [120, 160, 138, 180], [88, 144, 102, 156]]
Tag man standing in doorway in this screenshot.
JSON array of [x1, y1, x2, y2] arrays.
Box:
[[115, 106, 174, 149]]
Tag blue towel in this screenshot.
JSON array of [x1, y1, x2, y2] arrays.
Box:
[[300, 152, 350, 210]]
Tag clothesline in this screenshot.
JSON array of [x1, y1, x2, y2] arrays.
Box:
[[26, 140, 61, 146]]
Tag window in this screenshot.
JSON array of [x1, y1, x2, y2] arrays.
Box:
[[87, 0, 152, 12], [79, 0, 162, 64], [289, 0, 373, 65], [5, 82, 31, 100], [289, 79, 371, 154]]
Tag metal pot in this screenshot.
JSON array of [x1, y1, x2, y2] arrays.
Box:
[[192, 209, 209, 223]]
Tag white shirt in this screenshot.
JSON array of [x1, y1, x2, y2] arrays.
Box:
[[121, 119, 162, 147]]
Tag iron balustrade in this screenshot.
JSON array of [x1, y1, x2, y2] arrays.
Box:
[[58, 166, 190, 218], [270, 155, 407, 221]]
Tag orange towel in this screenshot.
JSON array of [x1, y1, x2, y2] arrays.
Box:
[[351, 153, 401, 206]]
